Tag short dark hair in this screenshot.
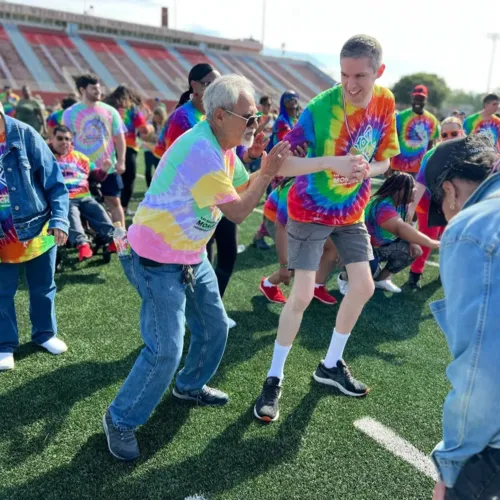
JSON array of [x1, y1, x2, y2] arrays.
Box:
[[484, 94, 499, 105], [74, 74, 99, 94], [260, 95, 271, 106], [4, 85, 11, 90], [61, 96, 78, 110], [340, 34, 383, 72], [53, 125, 72, 136]]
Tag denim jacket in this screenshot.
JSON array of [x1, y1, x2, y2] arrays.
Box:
[[0, 115, 69, 241], [431, 172, 500, 488]]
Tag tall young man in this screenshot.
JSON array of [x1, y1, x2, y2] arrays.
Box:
[[463, 93, 500, 152], [63, 74, 126, 227], [253, 35, 400, 422], [390, 85, 440, 176]]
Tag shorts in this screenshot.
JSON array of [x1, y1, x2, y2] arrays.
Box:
[[100, 172, 124, 197], [264, 217, 276, 241], [287, 219, 373, 271]]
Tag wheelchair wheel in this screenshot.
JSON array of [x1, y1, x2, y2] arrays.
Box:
[[102, 247, 112, 264]]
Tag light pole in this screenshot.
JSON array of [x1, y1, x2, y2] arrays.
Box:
[[487, 33, 499, 92]]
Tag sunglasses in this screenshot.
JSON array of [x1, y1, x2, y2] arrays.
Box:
[[55, 136, 72, 142], [441, 131, 459, 139], [199, 80, 213, 88], [225, 110, 259, 127]]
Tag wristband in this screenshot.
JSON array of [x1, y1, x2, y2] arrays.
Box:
[[279, 264, 288, 269]]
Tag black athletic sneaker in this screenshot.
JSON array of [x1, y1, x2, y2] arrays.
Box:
[[313, 360, 369, 397], [102, 409, 140, 461], [253, 236, 271, 250], [253, 377, 282, 422], [172, 385, 229, 406], [408, 271, 422, 290]]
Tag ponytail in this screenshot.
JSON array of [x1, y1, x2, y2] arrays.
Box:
[[176, 89, 192, 109], [176, 63, 214, 109]]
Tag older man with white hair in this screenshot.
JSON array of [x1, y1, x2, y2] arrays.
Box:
[[102, 75, 367, 461]]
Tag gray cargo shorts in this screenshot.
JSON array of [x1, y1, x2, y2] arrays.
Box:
[[287, 219, 373, 271]]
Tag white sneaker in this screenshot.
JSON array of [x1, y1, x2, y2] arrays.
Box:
[[0, 353, 14, 371], [237, 244, 246, 254], [126, 208, 136, 216], [227, 317, 237, 329], [374, 279, 402, 293], [40, 337, 68, 355], [337, 274, 349, 296]]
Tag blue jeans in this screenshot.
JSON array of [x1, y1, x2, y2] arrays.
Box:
[[68, 197, 114, 247], [109, 250, 229, 430], [0, 245, 58, 353]]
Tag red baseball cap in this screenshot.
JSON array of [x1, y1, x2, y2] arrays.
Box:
[[412, 84, 428, 98]]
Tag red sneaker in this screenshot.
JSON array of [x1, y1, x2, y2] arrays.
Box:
[[77, 243, 93, 262], [107, 241, 117, 253], [259, 278, 287, 304], [313, 285, 337, 305]]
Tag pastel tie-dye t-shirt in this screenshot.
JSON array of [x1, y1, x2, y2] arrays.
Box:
[[463, 112, 500, 151], [47, 109, 64, 132], [62, 102, 125, 173], [154, 101, 204, 158], [0, 132, 54, 264], [365, 196, 405, 247], [391, 109, 440, 173], [56, 149, 96, 199], [128, 120, 250, 265], [285, 84, 400, 227], [120, 105, 148, 151]]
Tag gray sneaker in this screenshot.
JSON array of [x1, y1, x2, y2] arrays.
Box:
[[172, 385, 229, 406], [102, 409, 140, 461]]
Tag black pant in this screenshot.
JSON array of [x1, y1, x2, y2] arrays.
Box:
[[144, 150, 159, 188], [446, 447, 500, 499], [121, 147, 137, 208], [206, 217, 237, 299]]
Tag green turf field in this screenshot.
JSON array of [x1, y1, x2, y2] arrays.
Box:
[[0, 156, 449, 500]]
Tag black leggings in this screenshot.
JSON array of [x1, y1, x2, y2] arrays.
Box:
[[206, 217, 237, 298], [144, 150, 160, 188], [121, 147, 137, 208]]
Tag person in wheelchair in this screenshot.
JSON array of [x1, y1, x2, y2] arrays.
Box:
[[50, 125, 115, 262]]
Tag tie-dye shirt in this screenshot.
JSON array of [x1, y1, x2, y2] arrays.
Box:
[[120, 105, 149, 151], [0, 93, 20, 117], [55, 149, 100, 199], [391, 109, 440, 173], [415, 147, 435, 215], [264, 178, 293, 226], [284, 84, 400, 227], [62, 102, 125, 173], [365, 196, 405, 247], [268, 113, 297, 151], [154, 101, 204, 158], [128, 120, 249, 265], [0, 132, 54, 263], [463, 112, 500, 151], [47, 109, 64, 132]]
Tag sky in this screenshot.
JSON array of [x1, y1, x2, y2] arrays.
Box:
[[12, 0, 500, 93]]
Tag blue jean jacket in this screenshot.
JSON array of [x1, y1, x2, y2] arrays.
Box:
[[0, 115, 69, 241], [431, 172, 500, 488]]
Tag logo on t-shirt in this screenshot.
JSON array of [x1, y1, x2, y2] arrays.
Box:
[[195, 215, 218, 232], [409, 122, 429, 144], [353, 125, 376, 162], [82, 118, 108, 145]]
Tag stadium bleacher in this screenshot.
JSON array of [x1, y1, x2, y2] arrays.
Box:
[[0, 1, 336, 109]]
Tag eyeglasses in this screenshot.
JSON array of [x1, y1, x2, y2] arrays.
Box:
[[441, 131, 460, 139], [55, 136, 72, 142], [224, 110, 259, 127], [199, 80, 213, 88]]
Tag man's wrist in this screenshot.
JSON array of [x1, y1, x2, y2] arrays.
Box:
[[279, 263, 288, 269]]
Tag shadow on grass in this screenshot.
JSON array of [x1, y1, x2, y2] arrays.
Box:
[[1, 383, 323, 500], [55, 272, 107, 291], [0, 349, 140, 469]]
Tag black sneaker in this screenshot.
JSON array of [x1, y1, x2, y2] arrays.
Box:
[[253, 237, 271, 250], [172, 385, 229, 406], [253, 377, 282, 422], [408, 271, 422, 289], [102, 409, 140, 461], [313, 360, 369, 397]]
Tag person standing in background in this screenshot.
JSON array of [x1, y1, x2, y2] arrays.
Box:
[[143, 106, 167, 187], [0, 86, 20, 118], [463, 94, 500, 151], [15, 85, 47, 136], [47, 94, 78, 138]]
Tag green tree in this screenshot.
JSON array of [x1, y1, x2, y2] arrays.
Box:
[[392, 73, 450, 109], [444, 90, 483, 111]]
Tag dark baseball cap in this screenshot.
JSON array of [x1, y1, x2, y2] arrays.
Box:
[[425, 134, 498, 227]]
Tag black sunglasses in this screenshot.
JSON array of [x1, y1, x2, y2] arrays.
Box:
[[225, 110, 259, 127], [441, 131, 459, 139], [55, 136, 72, 142]]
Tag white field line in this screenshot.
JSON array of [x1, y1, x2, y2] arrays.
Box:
[[253, 207, 264, 215], [427, 261, 440, 268], [185, 496, 207, 500], [354, 417, 438, 481], [137, 173, 145, 180]]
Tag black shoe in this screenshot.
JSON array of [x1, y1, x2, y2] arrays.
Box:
[[102, 409, 140, 461], [253, 237, 271, 250], [313, 360, 369, 397], [253, 377, 282, 422], [408, 271, 422, 289], [172, 385, 229, 406]]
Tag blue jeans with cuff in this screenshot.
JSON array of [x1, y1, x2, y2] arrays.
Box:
[[109, 250, 229, 430]]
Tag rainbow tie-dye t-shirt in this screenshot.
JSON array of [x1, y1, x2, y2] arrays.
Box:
[[463, 112, 500, 152], [391, 108, 440, 173], [56, 149, 96, 199], [0, 93, 20, 117], [47, 109, 64, 132], [154, 101, 204, 158], [264, 178, 294, 227], [128, 120, 250, 265], [0, 132, 54, 264], [365, 196, 405, 247], [268, 113, 297, 151], [62, 102, 125, 173], [120, 105, 148, 151], [285, 84, 400, 227]]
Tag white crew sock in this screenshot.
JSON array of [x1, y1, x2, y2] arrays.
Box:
[[263, 278, 274, 288], [323, 329, 350, 368], [315, 283, 324, 288], [267, 341, 292, 380]]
